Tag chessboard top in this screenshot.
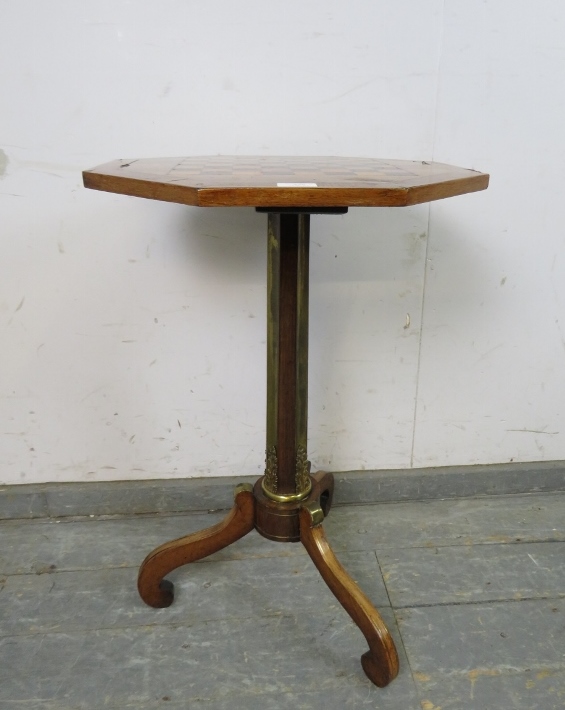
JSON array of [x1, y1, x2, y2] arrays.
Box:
[[83, 156, 489, 208]]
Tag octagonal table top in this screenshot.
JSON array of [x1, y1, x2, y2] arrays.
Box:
[[83, 155, 489, 208]]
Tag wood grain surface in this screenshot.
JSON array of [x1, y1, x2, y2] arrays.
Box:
[[137, 484, 255, 608], [83, 155, 488, 208], [300, 504, 400, 687]]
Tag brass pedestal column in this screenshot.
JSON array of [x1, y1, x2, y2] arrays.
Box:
[[254, 212, 317, 540]]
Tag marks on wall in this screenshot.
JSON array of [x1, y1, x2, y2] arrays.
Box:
[[0, 149, 8, 177]]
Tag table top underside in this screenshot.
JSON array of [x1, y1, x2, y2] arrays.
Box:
[[82, 156, 489, 208]]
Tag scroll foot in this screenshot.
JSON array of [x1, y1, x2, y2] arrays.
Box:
[[299, 502, 399, 688], [138, 483, 255, 608]]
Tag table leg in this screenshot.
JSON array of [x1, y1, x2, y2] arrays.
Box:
[[300, 502, 400, 687], [137, 483, 254, 608]]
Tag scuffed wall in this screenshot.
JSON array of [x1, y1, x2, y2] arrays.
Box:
[[1, 1, 563, 484]]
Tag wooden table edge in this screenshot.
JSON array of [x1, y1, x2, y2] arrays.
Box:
[[82, 170, 489, 209]]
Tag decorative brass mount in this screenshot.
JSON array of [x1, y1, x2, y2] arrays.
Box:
[[261, 445, 313, 503]]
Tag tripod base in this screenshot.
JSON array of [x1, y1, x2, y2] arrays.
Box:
[[137, 474, 399, 688]]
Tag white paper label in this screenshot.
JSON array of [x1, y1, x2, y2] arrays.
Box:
[[276, 182, 318, 187]]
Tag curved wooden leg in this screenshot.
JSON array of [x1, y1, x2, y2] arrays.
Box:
[[299, 502, 399, 688], [138, 483, 255, 608]]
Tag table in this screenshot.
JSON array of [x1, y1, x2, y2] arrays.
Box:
[[83, 156, 489, 688]]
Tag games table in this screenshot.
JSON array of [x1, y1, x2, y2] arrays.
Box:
[[83, 155, 488, 687]]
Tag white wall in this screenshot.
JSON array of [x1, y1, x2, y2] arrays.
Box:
[[1, 0, 564, 485]]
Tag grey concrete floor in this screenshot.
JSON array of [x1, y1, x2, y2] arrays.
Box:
[[1, 491, 564, 709]]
